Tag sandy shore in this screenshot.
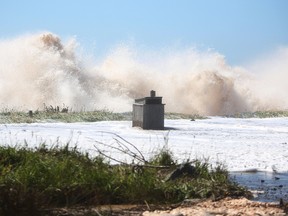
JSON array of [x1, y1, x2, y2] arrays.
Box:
[[50, 197, 286, 216], [142, 198, 286, 216]]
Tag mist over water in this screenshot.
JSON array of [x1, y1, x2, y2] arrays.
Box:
[[0, 32, 287, 115]]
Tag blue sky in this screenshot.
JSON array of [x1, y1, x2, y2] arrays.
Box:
[[1, 0, 288, 65]]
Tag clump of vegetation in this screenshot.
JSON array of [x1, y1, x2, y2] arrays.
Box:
[[165, 112, 207, 120], [149, 134, 176, 167], [226, 110, 288, 118], [0, 140, 249, 215], [149, 147, 176, 166]]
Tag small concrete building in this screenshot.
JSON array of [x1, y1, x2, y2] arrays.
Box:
[[132, 90, 165, 130]]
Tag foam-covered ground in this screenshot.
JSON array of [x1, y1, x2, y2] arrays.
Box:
[[1, 117, 288, 173]]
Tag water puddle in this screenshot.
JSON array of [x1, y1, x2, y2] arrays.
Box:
[[230, 171, 288, 202]]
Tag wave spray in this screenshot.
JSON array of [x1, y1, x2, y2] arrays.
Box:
[[0, 33, 287, 115]]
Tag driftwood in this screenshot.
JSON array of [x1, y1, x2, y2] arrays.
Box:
[[92, 131, 171, 169]]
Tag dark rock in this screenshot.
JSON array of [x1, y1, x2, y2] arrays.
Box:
[[165, 163, 196, 181], [28, 110, 33, 117]]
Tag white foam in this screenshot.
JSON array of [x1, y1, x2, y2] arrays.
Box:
[[1, 117, 288, 173]]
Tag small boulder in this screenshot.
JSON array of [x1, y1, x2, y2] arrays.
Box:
[[165, 163, 196, 181]]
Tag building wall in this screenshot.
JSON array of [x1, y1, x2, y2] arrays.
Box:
[[132, 104, 144, 128], [143, 104, 164, 129]]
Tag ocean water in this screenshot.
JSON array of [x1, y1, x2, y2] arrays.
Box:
[[231, 171, 288, 202]]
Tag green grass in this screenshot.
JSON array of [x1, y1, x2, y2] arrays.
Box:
[[0, 144, 249, 215], [0, 109, 127, 124], [165, 112, 207, 120], [226, 110, 288, 118]]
